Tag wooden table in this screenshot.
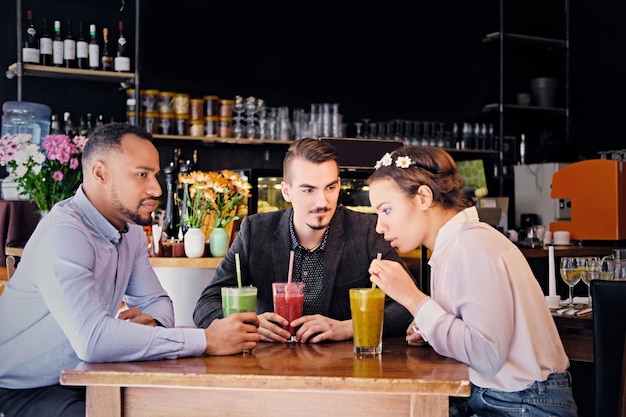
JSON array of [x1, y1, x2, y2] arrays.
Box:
[[60, 337, 470, 417], [551, 311, 593, 363]]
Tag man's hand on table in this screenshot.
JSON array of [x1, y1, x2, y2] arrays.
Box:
[[257, 312, 352, 343], [204, 312, 260, 355]]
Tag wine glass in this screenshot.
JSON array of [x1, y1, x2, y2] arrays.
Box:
[[588, 258, 615, 307], [614, 259, 626, 280], [232, 95, 245, 139], [353, 122, 363, 138], [559, 256, 583, 307], [580, 256, 599, 307]]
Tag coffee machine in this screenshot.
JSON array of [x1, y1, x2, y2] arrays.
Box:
[[550, 159, 626, 242]]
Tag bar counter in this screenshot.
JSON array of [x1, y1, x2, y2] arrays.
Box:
[[148, 256, 222, 327], [60, 337, 470, 417], [148, 256, 222, 268]]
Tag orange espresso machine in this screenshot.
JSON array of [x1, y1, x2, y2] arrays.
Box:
[[550, 159, 626, 242]]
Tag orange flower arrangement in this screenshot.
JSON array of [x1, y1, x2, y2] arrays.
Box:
[[178, 169, 252, 230]]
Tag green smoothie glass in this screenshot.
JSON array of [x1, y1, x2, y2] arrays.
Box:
[[221, 286, 258, 317]]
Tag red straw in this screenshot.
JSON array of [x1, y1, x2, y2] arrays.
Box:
[[287, 250, 295, 284]]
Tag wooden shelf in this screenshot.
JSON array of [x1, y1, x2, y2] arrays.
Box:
[[7, 63, 135, 84], [152, 134, 294, 145], [482, 32, 566, 47], [152, 135, 501, 156], [482, 103, 566, 114], [149, 257, 223, 269]]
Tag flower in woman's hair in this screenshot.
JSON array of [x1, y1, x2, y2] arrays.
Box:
[[375, 153, 415, 169], [395, 156, 414, 168], [375, 153, 393, 169]]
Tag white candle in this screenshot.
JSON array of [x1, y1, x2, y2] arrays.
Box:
[[548, 246, 557, 296]]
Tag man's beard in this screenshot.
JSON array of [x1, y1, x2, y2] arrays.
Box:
[[307, 222, 328, 231], [111, 188, 153, 226], [306, 207, 331, 230]]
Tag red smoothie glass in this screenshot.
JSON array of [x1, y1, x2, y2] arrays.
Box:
[[272, 282, 305, 343]]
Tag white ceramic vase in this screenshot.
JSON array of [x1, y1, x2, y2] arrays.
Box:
[[183, 227, 205, 258]]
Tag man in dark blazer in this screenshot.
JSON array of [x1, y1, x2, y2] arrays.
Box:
[[194, 138, 417, 343]]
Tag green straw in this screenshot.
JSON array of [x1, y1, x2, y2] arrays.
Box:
[[372, 252, 382, 289], [235, 253, 242, 288]]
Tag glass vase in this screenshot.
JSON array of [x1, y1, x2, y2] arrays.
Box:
[[209, 227, 229, 257], [184, 227, 206, 258]]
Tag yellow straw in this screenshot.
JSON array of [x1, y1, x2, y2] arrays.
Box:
[[235, 253, 242, 288], [372, 252, 382, 289]]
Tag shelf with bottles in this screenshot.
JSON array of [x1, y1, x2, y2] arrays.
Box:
[[152, 134, 501, 162], [152, 134, 294, 146], [6, 63, 134, 84], [482, 102, 566, 114]]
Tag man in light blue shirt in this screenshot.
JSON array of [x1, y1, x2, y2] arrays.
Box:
[[0, 123, 259, 417]]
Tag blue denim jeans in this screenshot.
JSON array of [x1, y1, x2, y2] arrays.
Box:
[[0, 385, 85, 417], [466, 372, 578, 416]]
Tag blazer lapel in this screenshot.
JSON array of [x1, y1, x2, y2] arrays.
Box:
[[271, 210, 294, 281]]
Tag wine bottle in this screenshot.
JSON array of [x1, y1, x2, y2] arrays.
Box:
[[191, 149, 199, 171], [63, 111, 76, 137], [113, 20, 130, 72], [179, 161, 191, 236], [63, 19, 76, 68], [50, 114, 62, 134], [78, 116, 88, 137], [85, 113, 94, 135], [22, 10, 40, 64], [39, 18, 52, 66], [163, 162, 180, 240], [76, 22, 88, 69], [52, 20, 63, 67], [101, 27, 112, 71], [88, 24, 100, 70]]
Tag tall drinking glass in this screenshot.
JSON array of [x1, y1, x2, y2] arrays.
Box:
[[559, 257, 583, 307], [580, 257, 599, 306], [349, 288, 385, 355], [614, 259, 626, 280], [221, 286, 258, 317], [272, 282, 305, 343]]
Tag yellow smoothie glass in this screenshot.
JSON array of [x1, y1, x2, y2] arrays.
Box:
[[349, 288, 385, 355]]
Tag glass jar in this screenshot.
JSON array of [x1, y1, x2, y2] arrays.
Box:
[[143, 111, 159, 134], [1, 101, 51, 146], [205, 116, 218, 137], [141, 89, 160, 113], [219, 99, 234, 118], [159, 112, 175, 135], [190, 98, 204, 121], [158, 91, 176, 114], [175, 114, 189, 136], [218, 116, 232, 138], [173, 93, 190, 115], [204, 95, 220, 117], [190, 119, 204, 137]]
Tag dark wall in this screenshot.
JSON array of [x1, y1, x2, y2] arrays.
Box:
[[1, 0, 625, 167]]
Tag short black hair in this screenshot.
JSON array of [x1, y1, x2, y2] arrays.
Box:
[[82, 122, 153, 163]]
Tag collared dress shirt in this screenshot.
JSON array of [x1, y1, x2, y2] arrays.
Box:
[[414, 206, 570, 392], [0, 186, 206, 389]]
